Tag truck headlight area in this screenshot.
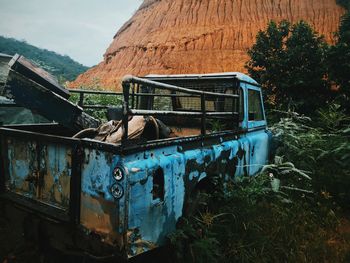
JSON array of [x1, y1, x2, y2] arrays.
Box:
[[113, 167, 124, 181], [111, 183, 124, 199]]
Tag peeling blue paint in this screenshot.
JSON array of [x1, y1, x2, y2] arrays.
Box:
[[81, 149, 117, 201], [5, 138, 74, 208]]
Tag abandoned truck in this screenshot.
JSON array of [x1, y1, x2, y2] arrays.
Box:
[[0, 55, 272, 260]]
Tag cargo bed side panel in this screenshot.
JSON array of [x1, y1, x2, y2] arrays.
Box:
[[1, 131, 77, 216]]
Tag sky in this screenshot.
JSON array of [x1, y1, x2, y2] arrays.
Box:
[[0, 0, 143, 66]]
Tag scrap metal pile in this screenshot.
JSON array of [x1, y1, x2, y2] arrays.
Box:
[[0, 53, 100, 131], [0, 53, 174, 143]]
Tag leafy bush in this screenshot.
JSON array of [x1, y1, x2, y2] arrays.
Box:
[[337, 0, 350, 9], [69, 81, 122, 121], [170, 170, 348, 262], [272, 105, 350, 208], [327, 11, 350, 111], [70, 93, 122, 121], [245, 20, 331, 114], [169, 105, 350, 262]]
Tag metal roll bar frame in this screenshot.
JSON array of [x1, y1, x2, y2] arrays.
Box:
[[121, 75, 240, 145]]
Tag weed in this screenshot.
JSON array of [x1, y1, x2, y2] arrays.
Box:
[[170, 104, 350, 262]]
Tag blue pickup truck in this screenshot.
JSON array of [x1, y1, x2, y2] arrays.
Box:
[[0, 66, 272, 260]]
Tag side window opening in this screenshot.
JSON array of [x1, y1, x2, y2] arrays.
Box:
[[223, 87, 244, 123], [248, 89, 264, 121], [152, 168, 164, 201]]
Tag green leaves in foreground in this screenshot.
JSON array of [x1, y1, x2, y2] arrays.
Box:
[[169, 171, 346, 263], [169, 105, 350, 263]]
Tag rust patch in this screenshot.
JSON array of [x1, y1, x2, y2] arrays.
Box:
[[9, 139, 36, 194], [58, 172, 70, 202], [40, 148, 72, 208], [127, 228, 157, 257], [80, 193, 122, 247]]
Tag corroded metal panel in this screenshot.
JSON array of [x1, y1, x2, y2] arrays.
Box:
[[8, 54, 70, 99], [79, 148, 125, 249], [3, 70, 100, 131], [122, 135, 256, 257], [39, 144, 72, 207], [124, 145, 184, 256], [5, 136, 73, 210], [7, 138, 37, 198]]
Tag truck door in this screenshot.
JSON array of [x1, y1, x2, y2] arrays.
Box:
[[246, 86, 270, 176]]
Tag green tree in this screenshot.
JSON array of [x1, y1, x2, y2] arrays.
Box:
[[0, 36, 89, 82], [246, 20, 331, 114], [336, 0, 350, 10], [328, 12, 350, 110]]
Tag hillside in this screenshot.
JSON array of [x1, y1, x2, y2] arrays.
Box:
[[0, 36, 88, 82], [70, 0, 346, 90]]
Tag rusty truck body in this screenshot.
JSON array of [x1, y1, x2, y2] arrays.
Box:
[[0, 55, 272, 260]]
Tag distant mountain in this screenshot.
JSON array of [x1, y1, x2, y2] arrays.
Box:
[[70, 0, 345, 90], [0, 36, 89, 82]]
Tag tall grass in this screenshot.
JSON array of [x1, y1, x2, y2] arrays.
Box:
[[169, 103, 350, 262], [272, 105, 350, 207]]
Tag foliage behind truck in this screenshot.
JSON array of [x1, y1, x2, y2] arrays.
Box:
[[0, 55, 272, 260]]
